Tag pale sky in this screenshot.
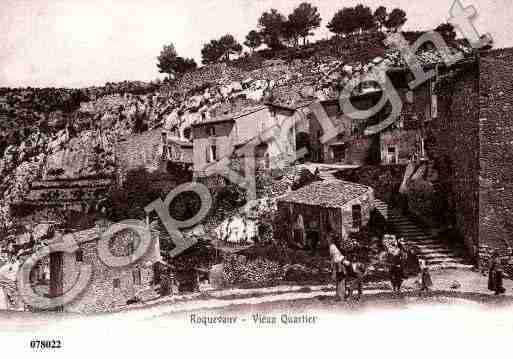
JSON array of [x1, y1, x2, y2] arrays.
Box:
[[0, 0, 511, 88]]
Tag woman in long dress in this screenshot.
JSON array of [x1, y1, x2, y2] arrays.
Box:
[[389, 247, 405, 294], [328, 236, 346, 301], [488, 254, 505, 295]]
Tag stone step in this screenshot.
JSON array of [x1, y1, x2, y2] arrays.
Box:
[[413, 243, 448, 248], [387, 216, 410, 221], [428, 263, 474, 270], [401, 237, 435, 242], [389, 225, 423, 230], [396, 231, 430, 236], [406, 239, 439, 247], [404, 235, 434, 240], [420, 252, 461, 260], [378, 201, 468, 268], [416, 247, 452, 255], [390, 225, 429, 232], [425, 257, 463, 264], [401, 234, 433, 239], [387, 217, 423, 224], [389, 224, 425, 230]]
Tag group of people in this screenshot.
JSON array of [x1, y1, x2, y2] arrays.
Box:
[[329, 240, 366, 301], [385, 239, 433, 296], [329, 234, 513, 301], [328, 235, 434, 301]]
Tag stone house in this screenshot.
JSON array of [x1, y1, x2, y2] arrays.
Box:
[[115, 128, 193, 193], [276, 180, 375, 249], [266, 97, 376, 165], [161, 132, 193, 167], [267, 100, 320, 160], [365, 69, 439, 166], [267, 83, 432, 166], [321, 93, 384, 165], [37, 223, 161, 313], [191, 105, 297, 179]]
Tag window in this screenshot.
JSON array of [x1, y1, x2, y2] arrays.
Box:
[[113, 278, 120, 289], [75, 249, 83, 263], [206, 144, 218, 163], [426, 80, 438, 121], [208, 126, 215, 136], [352, 205, 362, 229], [128, 240, 135, 255], [211, 145, 217, 161], [387, 146, 397, 164], [317, 130, 322, 140], [133, 269, 142, 286], [352, 123, 364, 138]]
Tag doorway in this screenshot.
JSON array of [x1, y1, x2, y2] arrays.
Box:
[[332, 145, 346, 163]]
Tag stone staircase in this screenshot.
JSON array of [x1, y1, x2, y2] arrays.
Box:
[[374, 199, 471, 270]]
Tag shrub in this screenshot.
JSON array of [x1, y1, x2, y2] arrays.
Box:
[[223, 255, 283, 286]]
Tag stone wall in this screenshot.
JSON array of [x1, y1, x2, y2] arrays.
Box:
[[62, 226, 159, 313], [427, 60, 480, 256], [478, 50, 513, 260]]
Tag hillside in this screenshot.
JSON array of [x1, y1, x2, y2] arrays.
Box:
[[0, 32, 474, 239]]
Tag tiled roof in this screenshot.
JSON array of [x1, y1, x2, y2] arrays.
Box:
[[192, 105, 267, 126], [278, 180, 372, 208], [267, 99, 315, 111]]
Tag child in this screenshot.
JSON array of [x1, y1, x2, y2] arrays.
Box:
[[418, 258, 433, 296]]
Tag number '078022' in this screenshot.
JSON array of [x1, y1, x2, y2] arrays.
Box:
[[29, 340, 62, 349]]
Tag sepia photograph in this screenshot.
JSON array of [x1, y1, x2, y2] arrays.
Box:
[[0, 0, 512, 357]]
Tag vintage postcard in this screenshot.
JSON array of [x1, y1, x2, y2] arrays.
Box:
[[0, 0, 512, 357]]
